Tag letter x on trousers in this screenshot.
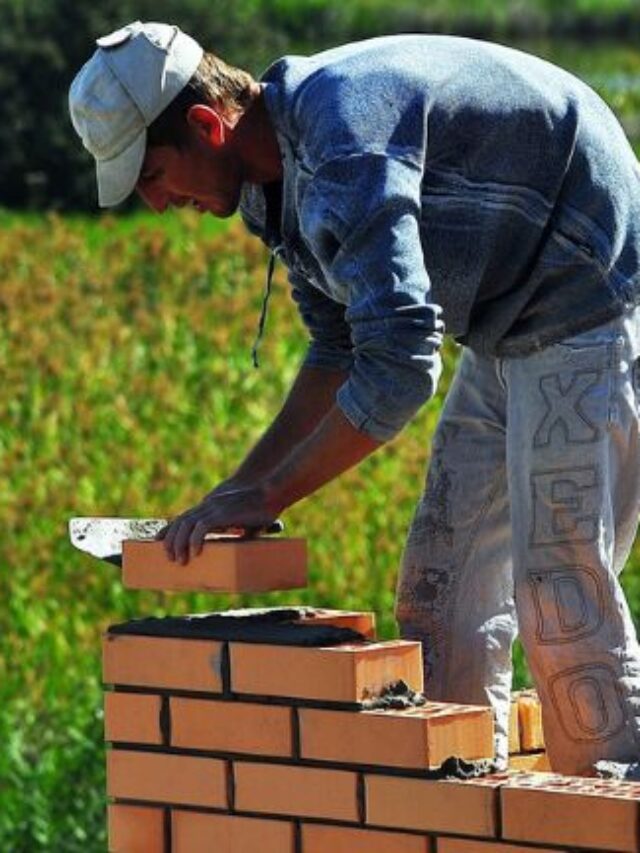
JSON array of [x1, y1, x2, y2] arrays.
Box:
[[395, 306, 640, 775]]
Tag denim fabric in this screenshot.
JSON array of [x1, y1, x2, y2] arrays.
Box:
[[395, 305, 640, 775], [239, 35, 640, 442]]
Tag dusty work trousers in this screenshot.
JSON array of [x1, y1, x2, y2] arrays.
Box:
[[395, 306, 640, 775]]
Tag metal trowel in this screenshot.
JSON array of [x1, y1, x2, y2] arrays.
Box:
[[68, 517, 285, 567]]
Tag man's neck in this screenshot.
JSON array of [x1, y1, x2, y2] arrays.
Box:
[[235, 85, 284, 185]]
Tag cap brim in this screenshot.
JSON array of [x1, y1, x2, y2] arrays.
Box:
[[96, 128, 146, 207]]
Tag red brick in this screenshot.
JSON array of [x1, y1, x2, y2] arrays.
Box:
[[103, 634, 224, 693], [516, 690, 545, 751], [366, 774, 500, 836], [172, 810, 294, 853], [508, 696, 520, 754], [230, 639, 423, 702], [108, 803, 165, 852], [508, 752, 550, 772], [437, 840, 567, 853], [501, 771, 640, 851], [234, 761, 359, 822], [302, 823, 429, 852], [170, 697, 292, 756], [298, 608, 376, 639], [122, 538, 306, 592], [104, 692, 162, 745], [107, 750, 227, 808], [300, 702, 494, 769]]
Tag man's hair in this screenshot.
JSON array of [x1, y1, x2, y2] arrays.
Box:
[[147, 51, 256, 149]]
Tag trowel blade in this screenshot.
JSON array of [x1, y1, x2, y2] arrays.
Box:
[[69, 517, 168, 567]]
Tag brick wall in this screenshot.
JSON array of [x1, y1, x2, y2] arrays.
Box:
[[103, 539, 640, 852]]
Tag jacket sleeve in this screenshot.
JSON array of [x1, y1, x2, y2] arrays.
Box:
[[299, 152, 444, 442], [288, 267, 354, 371]]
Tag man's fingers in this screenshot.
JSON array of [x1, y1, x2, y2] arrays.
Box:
[[163, 515, 193, 562], [161, 518, 183, 560], [189, 520, 209, 557], [155, 524, 170, 541], [241, 526, 260, 540], [156, 491, 275, 563], [161, 522, 177, 557], [172, 519, 196, 565]]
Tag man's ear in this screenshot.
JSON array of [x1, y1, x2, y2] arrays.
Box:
[[186, 104, 225, 147]]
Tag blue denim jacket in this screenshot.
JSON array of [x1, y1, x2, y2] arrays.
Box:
[[239, 35, 640, 441]]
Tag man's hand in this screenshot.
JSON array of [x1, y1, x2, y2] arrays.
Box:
[[155, 365, 381, 566], [158, 405, 381, 565], [156, 482, 280, 565]]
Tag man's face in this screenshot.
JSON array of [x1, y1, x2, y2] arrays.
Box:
[[136, 134, 244, 218]]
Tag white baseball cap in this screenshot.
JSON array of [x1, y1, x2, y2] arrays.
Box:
[[69, 21, 204, 207]]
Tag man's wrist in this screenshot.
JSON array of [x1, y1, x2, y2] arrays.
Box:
[[261, 473, 288, 518]]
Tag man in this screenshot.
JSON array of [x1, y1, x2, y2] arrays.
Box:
[[69, 21, 640, 777]]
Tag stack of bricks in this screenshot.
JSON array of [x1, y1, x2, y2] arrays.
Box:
[[104, 537, 640, 852]]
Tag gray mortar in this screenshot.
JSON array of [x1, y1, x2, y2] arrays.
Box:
[[107, 606, 366, 647], [594, 760, 640, 780], [361, 679, 428, 710]]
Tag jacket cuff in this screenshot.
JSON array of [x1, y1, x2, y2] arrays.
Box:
[[336, 382, 405, 442]]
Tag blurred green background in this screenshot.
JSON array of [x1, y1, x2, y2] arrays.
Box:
[[2, 1, 640, 849]]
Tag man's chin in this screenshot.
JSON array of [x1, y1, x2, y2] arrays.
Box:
[[196, 197, 238, 218], [213, 206, 236, 219], [192, 199, 236, 218], [215, 189, 242, 218]]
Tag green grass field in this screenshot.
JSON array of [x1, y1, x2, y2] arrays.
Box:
[[0, 210, 460, 850], [3, 38, 640, 851], [259, 0, 640, 42]]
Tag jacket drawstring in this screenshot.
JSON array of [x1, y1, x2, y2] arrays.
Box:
[[252, 243, 284, 368]]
